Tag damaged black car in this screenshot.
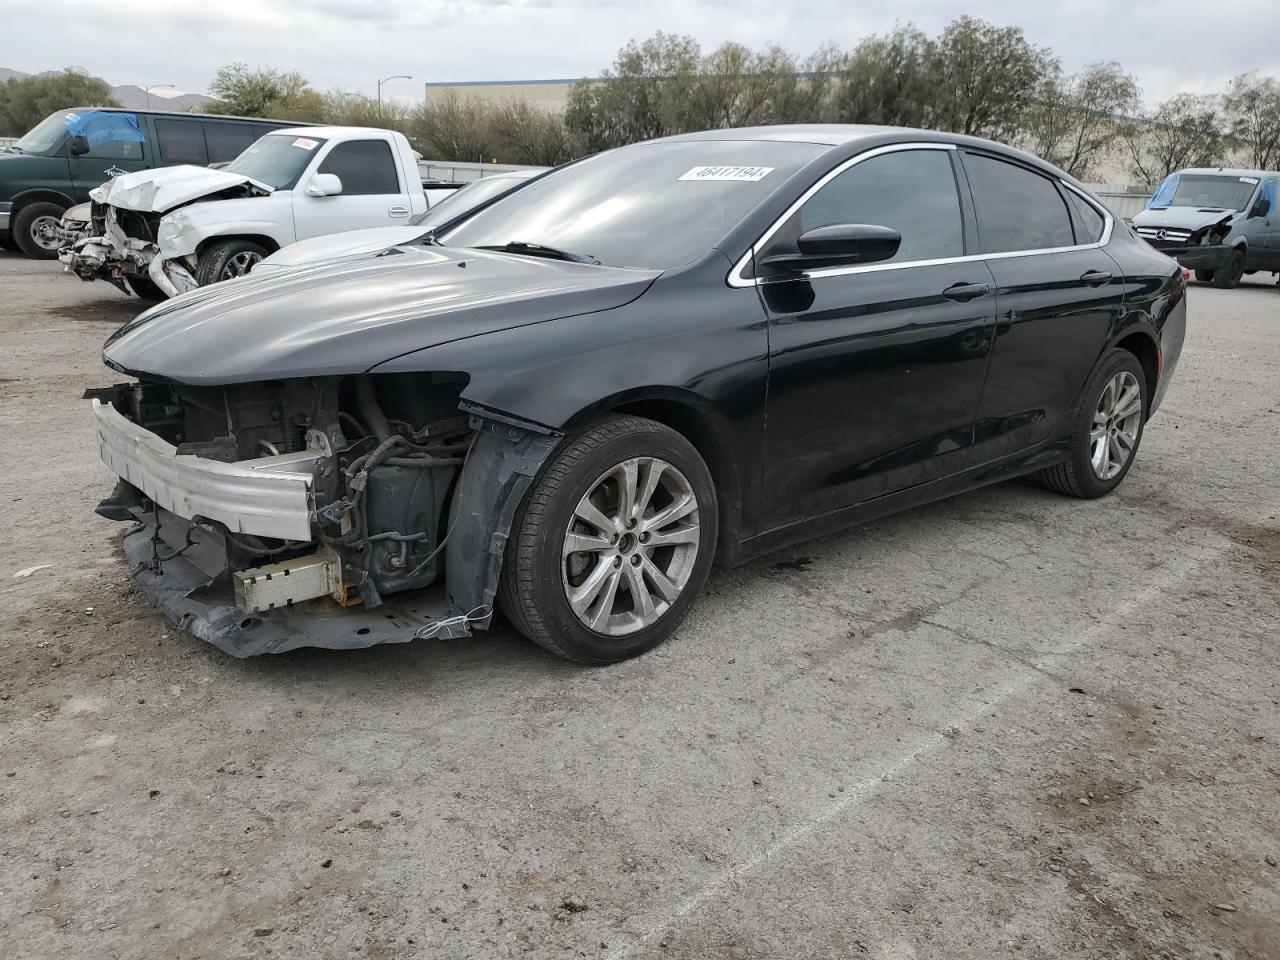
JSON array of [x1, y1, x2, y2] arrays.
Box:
[[91, 125, 1186, 663]]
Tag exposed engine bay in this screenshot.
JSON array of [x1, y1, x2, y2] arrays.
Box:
[[88, 373, 559, 656]]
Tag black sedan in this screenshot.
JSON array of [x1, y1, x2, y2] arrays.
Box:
[[90, 125, 1186, 662]]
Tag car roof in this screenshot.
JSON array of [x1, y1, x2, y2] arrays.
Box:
[[1177, 167, 1279, 178], [658, 124, 917, 147], [62, 106, 318, 125], [268, 125, 403, 139]]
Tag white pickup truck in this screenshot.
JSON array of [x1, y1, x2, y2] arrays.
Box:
[[63, 125, 454, 299]]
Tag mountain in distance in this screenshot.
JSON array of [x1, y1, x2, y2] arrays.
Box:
[[0, 66, 216, 112]]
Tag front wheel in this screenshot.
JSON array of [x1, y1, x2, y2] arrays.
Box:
[[1211, 249, 1246, 289], [194, 239, 268, 286], [12, 201, 65, 259], [1035, 349, 1147, 499], [499, 415, 718, 664]]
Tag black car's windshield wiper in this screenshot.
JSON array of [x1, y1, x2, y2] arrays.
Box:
[[476, 240, 600, 265], [3, 145, 22, 154]]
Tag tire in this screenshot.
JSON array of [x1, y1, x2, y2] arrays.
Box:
[[499, 414, 718, 664], [12, 201, 66, 259], [126, 276, 167, 301], [1035, 348, 1147, 499], [1211, 249, 1246, 289], [1193, 268, 1214, 283], [194, 238, 268, 286]]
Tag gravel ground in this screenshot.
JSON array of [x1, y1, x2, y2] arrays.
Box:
[[1, 252, 1278, 960]]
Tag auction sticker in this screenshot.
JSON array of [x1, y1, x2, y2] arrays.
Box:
[[1240, 176, 1259, 184], [292, 138, 320, 150], [679, 166, 774, 182]]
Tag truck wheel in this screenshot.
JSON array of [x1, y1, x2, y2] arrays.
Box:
[[1193, 269, 1214, 283], [1211, 249, 1245, 289], [499, 414, 718, 664], [13, 202, 66, 259], [195, 239, 268, 286]]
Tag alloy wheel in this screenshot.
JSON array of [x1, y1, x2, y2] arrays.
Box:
[[221, 250, 262, 279], [561, 456, 701, 636], [1090, 370, 1142, 480]]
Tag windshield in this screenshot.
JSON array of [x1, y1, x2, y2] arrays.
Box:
[[440, 139, 826, 270], [1166, 174, 1259, 211], [13, 111, 74, 156], [222, 134, 327, 190], [411, 175, 530, 228]]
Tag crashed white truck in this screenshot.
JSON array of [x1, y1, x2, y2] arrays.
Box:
[[62, 126, 455, 299]]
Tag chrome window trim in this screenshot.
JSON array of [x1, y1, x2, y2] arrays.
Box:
[[727, 143, 1115, 289]]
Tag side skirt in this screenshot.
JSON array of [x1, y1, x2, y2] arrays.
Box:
[[723, 441, 1071, 567]]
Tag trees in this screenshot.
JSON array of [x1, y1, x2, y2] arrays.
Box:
[[0, 68, 118, 136], [409, 92, 501, 163], [831, 26, 933, 128], [1126, 94, 1224, 185], [927, 17, 1055, 141], [1023, 62, 1139, 178], [1222, 72, 1280, 171], [206, 63, 327, 121]]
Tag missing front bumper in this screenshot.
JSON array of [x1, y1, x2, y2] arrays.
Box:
[[121, 511, 473, 657]]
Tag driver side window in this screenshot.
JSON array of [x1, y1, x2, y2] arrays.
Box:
[[797, 149, 965, 264]]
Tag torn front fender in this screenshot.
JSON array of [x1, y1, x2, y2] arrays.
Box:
[[445, 415, 561, 625]]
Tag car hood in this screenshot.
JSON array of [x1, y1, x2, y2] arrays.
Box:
[[255, 225, 430, 272], [90, 164, 272, 213], [1132, 206, 1235, 232], [103, 244, 660, 384]]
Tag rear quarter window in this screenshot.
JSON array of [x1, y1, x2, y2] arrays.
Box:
[[964, 152, 1075, 253], [1065, 190, 1107, 244]]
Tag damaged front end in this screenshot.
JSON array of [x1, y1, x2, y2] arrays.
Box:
[[62, 176, 270, 298], [89, 374, 558, 656], [1133, 214, 1237, 270]]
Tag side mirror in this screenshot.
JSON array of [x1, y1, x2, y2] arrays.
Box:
[[306, 173, 343, 198], [759, 223, 902, 275], [68, 134, 89, 156], [1250, 196, 1271, 218]]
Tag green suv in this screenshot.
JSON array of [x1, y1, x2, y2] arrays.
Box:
[[0, 107, 301, 258]]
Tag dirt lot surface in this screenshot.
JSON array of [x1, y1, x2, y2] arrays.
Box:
[[1, 252, 1278, 960]]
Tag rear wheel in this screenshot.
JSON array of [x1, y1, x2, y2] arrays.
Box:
[[12, 202, 65, 259], [194, 239, 268, 286], [1211, 249, 1246, 289], [1193, 268, 1214, 283], [1035, 348, 1146, 499], [499, 415, 718, 664]]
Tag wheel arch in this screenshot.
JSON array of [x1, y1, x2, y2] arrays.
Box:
[[1113, 330, 1159, 416], [194, 233, 281, 258], [10, 189, 75, 212], [570, 388, 745, 558]]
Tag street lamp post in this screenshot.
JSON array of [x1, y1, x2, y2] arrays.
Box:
[[145, 83, 175, 109], [377, 75, 413, 114]]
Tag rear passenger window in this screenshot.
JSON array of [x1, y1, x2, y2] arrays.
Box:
[[1065, 190, 1106, 244], [318, 140, 400, 195], [797, 149, 964, 264], [964, 153, 1075, 253], [155, 119, 208, 165], [203, 123, 258, 164]]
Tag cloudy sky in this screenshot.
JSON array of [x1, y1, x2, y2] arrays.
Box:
[[7, 0, 1280, 108]]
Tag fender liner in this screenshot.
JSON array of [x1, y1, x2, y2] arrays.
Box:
[[446, 413, 561, 627]]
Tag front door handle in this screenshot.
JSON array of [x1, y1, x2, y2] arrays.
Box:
[[942, 281, 990, 302], [388, 204, 410, 218], [1080, 269, 1113, 286]]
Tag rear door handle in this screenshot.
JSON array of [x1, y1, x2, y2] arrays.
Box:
[[388, 204, 410, 218], [1080, 269, 1113, 286], [942, 281, 990, 302]]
